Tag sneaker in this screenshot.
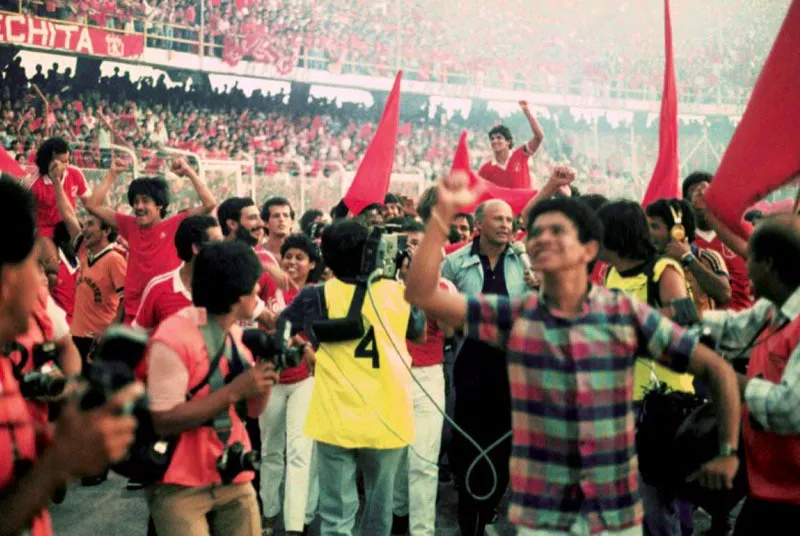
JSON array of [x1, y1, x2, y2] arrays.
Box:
[[391, 514, 409, 534]]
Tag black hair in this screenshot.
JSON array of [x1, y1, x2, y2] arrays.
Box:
[[488, 125, 514, 148], [299, 209, 324, 236], [217, 197, 254, 237], [454, 212, 475, 232], [0, 178, 37, 268], [330, 198, 349, 220], [596, 200, 655, 260], [35, 136, 69, 176], [100, 219, 118, 244], [127, 177, 170, 218], [578, 194, 608, 213], [384, 193, 401, 205], [526, 197, 603, 245], [174, 215, 218, 262], [360, 203, 382, 215], [750, 218, 800, 288], [261, 196, 295, 222], [645, 198, 697, 242], [192, 241, 263, 315], [682, 171, 713, 200], [320, 219, 369, 279], [280, 233, 323, 284], [416, 186, 437, 224]]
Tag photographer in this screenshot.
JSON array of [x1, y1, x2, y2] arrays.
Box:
[[279, 219, 426, 535], [0, 177, 138, 536], [144, 241, 280, 536]]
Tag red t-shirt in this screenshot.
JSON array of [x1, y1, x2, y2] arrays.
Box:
[[133, 267, 193, 330], [28, 167, 88, 239], [51, 254, 79, 325], [407, 279, 455, 367], [444, 241, 470, 255], [693, 230, 752, 311], [478, 146, 532, 189], [114, 212, 189, 317]]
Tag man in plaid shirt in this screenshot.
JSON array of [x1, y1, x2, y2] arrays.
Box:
[[405, 171, 742, 536]]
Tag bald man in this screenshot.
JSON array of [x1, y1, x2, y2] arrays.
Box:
[[696, 214, 800, 535], [440, 199, 532, 535]]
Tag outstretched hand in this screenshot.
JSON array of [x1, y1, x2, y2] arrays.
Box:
[[435, 171, 483, 220]]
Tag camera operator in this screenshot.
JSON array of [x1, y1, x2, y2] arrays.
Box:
[[143, 241, 281, 536], [278, 219, 426, 535], [0, 177, 139, 536]]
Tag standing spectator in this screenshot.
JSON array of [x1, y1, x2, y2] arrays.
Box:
[[478, 101, 544, 190], [83, 158, 217, 324]]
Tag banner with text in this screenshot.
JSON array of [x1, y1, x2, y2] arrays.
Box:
[[0, 14, 144, 58]]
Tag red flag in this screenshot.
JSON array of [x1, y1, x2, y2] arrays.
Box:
[[642, 0, 679, 206], [450, 131, 536, 215], [0, 146, 26, 178], [343, 71, 402, 215], [704, 0, 800, 237]]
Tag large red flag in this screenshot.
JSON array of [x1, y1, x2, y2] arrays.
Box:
[[704, 0, 800, 237], [0, 146, 26, 178], [343, 71, 402, 215], [450, 131, 536, 215], [642, 0, 679, 206]]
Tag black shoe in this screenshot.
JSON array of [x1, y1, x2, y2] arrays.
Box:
[[391, 514, 409, 535]]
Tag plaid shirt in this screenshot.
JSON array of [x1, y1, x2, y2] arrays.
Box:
[[465, 284, 697, 534], [702, 285, 800, 435]]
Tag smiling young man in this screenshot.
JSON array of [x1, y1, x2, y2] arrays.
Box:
[[405, 172, 743, 536], [260, 196, 295, 262], [84, 158, 217, 324]]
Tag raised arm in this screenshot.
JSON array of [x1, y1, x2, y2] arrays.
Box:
[[694, 184, 750, 259], [519, 100, 545, 156], [405, 173, 476, 328], [49, 160, 82, 240], [520, 165, 576, 228], [83, 159, 126, 227], [170, 158, 217, 217]]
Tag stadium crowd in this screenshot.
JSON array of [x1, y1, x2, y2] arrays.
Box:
[[2, 0, 789, 99]]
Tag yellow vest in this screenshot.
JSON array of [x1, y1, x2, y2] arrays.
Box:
[[304, 278, 414, 449], [605, 258, 695, 400]]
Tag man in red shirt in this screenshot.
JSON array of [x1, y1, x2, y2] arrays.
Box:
[[133, 215, 222, 331], [683, 172, 753, 311], [84, 158, 217, 324], [24, 137, 89, 239], [478, 101, 545, 190], [260, 196, 295, 261]]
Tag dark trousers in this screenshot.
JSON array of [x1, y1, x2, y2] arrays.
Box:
[[733, 497, 800, 536], [449, 342, 512, 536]]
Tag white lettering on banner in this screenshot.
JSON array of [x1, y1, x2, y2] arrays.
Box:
[[106, 34, 124, 57], [54, 23, 77, 48], [75, 26, 93, 54], [26, 16, 47, 47], [4, 15, 26, 44], [48, 21, 57, 48]]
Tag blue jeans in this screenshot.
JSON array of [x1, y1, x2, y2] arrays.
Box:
[[317, 442, 404, 536]]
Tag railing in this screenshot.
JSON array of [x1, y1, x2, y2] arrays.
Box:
[[1, 2, 750, 108]]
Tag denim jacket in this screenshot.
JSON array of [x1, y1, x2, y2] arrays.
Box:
[[440, 238, 528, 297]]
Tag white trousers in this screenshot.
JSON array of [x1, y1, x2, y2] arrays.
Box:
[[258, 377, 318, 531], [392, 364, 445, 536]]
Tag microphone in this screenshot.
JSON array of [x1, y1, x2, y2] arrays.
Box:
[[510, 241, 533, 272]]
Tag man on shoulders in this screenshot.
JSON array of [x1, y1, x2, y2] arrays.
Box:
[[478, 101, 545, 190]]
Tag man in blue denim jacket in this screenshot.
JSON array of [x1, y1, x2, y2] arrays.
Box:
[[440, 199, 531, 535]]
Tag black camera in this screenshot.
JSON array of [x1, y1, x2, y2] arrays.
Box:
[[19, 342, 65, 399], [241, 319, 305, 371], [216, 441, 260, 483], [360, 224, 408, 281]]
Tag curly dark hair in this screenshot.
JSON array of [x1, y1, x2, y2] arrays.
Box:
[[35, 136, 70, 176], [127, 177, 170, 218], [488, 125, 514, 149]]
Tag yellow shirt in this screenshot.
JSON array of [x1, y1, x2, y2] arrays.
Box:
[[605, 258, 695, 400], [304, 278, 414, 449]]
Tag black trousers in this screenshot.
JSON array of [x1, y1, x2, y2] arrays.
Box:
[[449, 341, 512, 536], [733, 497, 800, 536]]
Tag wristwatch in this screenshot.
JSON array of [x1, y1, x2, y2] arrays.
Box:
[[719, 442, 739, 458], [681, 252, 696, 267]]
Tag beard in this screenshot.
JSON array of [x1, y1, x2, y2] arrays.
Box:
[[235, 225, 259, 247]]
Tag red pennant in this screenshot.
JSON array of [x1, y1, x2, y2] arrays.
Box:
[[705, 0, 800, 237], [0, 146, 26, 178], [642, 0, 680, 206], [343, 71, 402, 215], [450, 131, 536, 215]]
